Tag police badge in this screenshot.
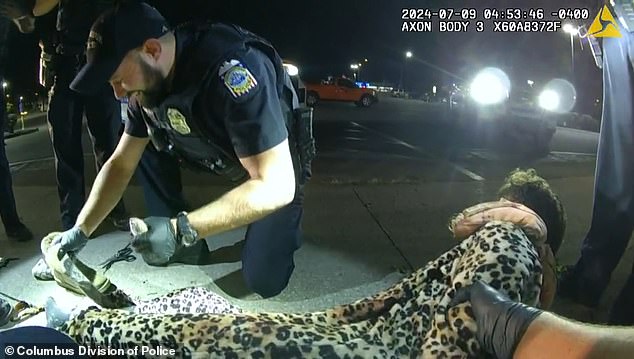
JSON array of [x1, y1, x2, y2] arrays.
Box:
[[167, 108, 191, 135]]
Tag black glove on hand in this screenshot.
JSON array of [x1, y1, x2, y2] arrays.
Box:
[[449, 280, 543, 359]]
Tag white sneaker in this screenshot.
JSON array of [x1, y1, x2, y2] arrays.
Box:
[[32, 258, 54, 281]]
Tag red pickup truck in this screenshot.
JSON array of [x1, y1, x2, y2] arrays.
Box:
[[304, 77, 378, 107]]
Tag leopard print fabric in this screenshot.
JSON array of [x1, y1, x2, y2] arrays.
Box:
[[60, 221, 543, 358], [132, 287, 242, 315]]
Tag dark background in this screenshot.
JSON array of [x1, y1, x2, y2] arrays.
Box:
[[5, 0, 604, 114]]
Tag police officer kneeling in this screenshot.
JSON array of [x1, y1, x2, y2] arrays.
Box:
[[53, 2, 315, 298]]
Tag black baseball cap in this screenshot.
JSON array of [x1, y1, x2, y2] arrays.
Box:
[[70, 1, 169, 95]]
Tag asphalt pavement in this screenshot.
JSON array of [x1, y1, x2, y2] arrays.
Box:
[[0, 96, 622, 329]]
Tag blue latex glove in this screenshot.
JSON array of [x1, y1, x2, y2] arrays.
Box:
[[131, 217, 178, 266], [449, 280, 543, 359], [53, 227, 89, 256]]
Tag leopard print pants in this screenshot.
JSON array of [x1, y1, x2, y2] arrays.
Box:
[[60, 221, 543, 358]]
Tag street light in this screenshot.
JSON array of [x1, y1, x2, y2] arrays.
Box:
[[563, 23, 579, 74], [350, 64, 359, 80], [399, 51, 413, 91], [563, 23, 578, 35], [1, 82, 7, 89]]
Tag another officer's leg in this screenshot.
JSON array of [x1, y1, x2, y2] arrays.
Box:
[[136, 149, 208, 264], [83, 83, 129, 230], [609, 265, 634, 325], [560, 33, 634, 308], [136, 147, 189, 217], [241, 185, 305, 298], [0, 90, 19, 228], [0, 91, 31, 240], [47, 64, 85, 230]]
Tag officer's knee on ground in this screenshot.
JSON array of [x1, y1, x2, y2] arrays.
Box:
[[243, 263, 294, 298]]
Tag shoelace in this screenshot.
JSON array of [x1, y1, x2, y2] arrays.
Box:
[[100, 243, 136, 272]]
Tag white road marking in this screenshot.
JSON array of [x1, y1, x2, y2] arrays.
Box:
[[350, 121, 485, 181], [9, 163, 29, 174], [9, 153, 94, 167], [9, 156, 56, 166], [317, 149, 426, 161], [550, 151, 596, 156]]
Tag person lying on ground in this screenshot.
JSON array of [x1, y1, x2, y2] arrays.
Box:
[[44, 168, 565, 358]]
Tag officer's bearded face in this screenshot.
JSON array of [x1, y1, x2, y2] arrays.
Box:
[[136, 58, 170, 109]]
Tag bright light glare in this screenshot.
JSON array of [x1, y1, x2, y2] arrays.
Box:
[[405, 51, 413, 58], [563, 23, 578, 35], [539, 90, 560, 111], [541, 78, 577, 112], [283, 64, 299, 76], [470, 67, 510, 105]]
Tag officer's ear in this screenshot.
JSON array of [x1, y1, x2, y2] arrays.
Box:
[[141, 38, 163, 61]]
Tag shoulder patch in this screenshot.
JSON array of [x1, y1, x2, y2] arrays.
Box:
[[219, 60, 258, 99]]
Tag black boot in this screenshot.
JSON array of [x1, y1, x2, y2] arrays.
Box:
[[6, 223, 33, 242], [106, 210, 131, 232], [558, 263, 608, 308], [608, 275, 634, 325], [0, 298, 11, 326]]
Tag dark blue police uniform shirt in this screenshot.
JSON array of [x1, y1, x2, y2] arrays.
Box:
[[125, 27, 288, 159]]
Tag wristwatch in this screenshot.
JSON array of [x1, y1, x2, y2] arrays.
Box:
[[176, 212, 198, 247]]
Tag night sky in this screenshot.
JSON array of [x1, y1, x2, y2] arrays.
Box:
[[5, 0, 603, 113]]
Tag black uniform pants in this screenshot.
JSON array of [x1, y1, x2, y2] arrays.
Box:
[[570, 32, 634, 315], [0, 84, 22, 232], [241, 184, 305, 298], [136, 147, 189, 217], [138, 153, 304, 298], [47, 59, 126, 230]]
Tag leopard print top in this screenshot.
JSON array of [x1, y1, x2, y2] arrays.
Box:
[[60, 221, 543, 358]]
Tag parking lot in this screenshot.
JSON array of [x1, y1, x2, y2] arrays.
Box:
[[1, 95, 617, 327]]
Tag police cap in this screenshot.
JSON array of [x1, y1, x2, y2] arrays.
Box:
[[70, 1, 169, 95]]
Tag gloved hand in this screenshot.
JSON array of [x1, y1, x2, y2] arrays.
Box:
[[130, 217, 178, 266], [52, 227, 89, 256], [448, 280, 543, 359]]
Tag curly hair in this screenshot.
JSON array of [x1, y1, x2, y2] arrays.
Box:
[[497, 168, 566, 253]]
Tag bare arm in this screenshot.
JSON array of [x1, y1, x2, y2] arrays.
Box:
[[183, 139, 296, 238], [515, 312, 634, 359], [32, 0, 59, 16], [76, 134, 150, 236]]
